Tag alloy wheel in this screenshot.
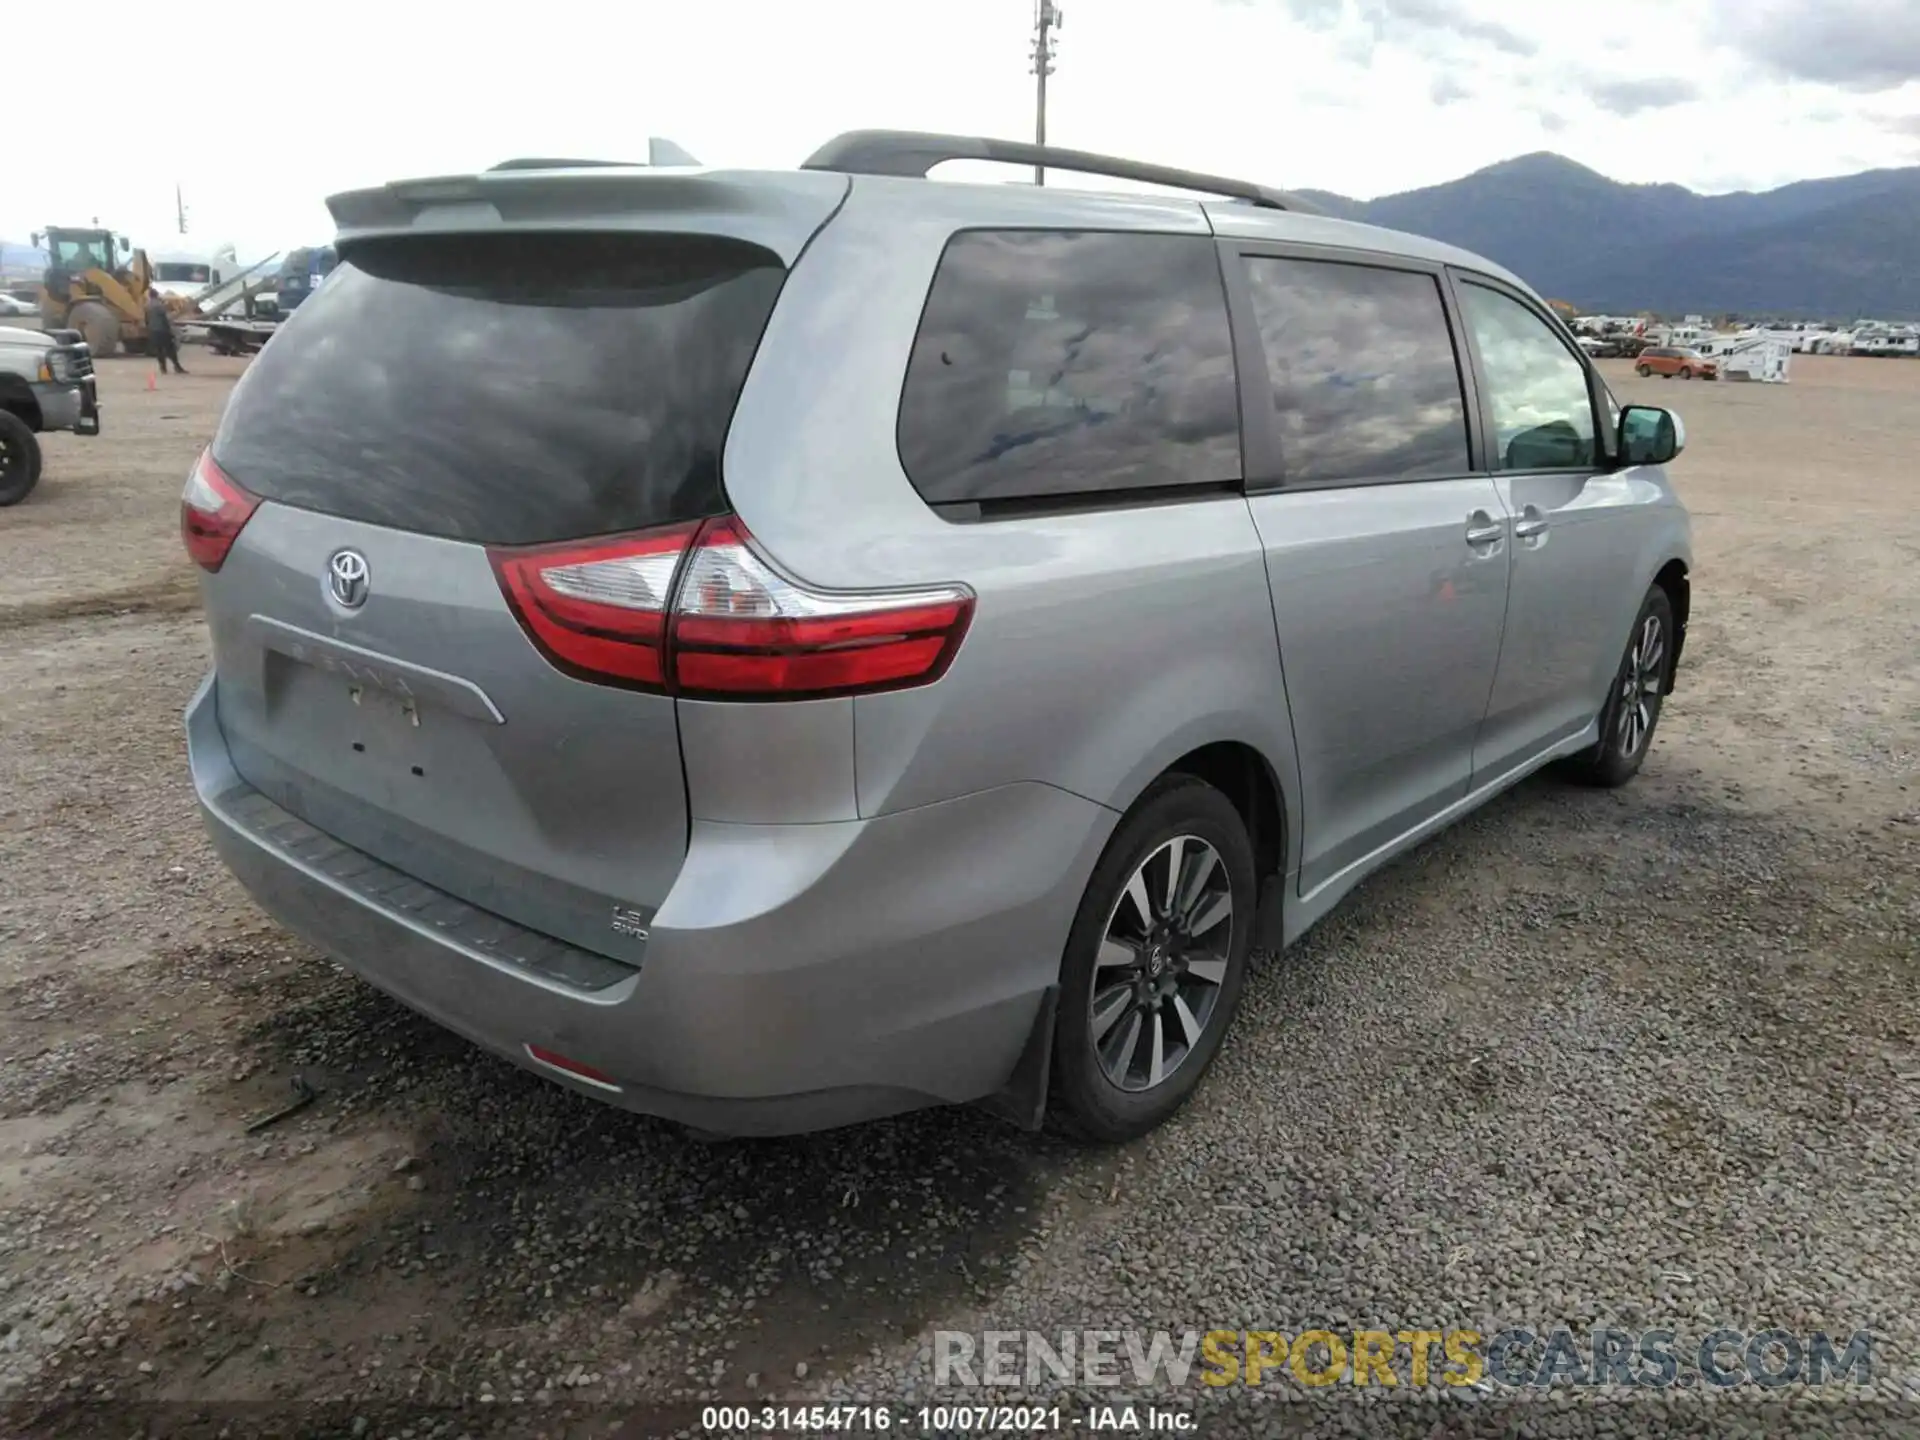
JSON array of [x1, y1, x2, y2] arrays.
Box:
[[1089, 835, 1235, 1093], [1615, 613, 1665, 757]]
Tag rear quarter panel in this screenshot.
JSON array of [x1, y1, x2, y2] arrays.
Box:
[[718, 179, 1303, 867]]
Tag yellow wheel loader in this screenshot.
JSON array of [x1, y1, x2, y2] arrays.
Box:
[[30, 226, 192, 359]]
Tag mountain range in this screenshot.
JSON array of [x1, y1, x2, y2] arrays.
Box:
[[1298, 154, 1920, 321]]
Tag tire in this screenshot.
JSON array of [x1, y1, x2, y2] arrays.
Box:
[[1050, 775, 1256, 1142], [1678, 366, 1693, 380], [1561, 584, 1675, 788], [1636, 363, 1652, 377], [68, 300, 120, 359], [0, 410, 42, 506]]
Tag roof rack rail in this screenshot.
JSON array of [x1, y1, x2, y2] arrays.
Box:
[[488, 138, 703, 173], [801, 130, 1321, 214]]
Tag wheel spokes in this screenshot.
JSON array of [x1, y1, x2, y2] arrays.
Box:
[[1184, 957, 1228, 986], [1124, 869, 1155, 934], [1187, 889, 1232, 939], [1090, 984, 1133, 1042], [1093, 832, 1237, 1092], [1175, 848, 1220, 927], [1103, 1009, 1143, 1079], [1162, 835, 1187, 914], [1615, 613, 1666, 757], [1172, 993, 1204, 1047]]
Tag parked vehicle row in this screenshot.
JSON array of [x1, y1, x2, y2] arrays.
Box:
[[1575, 334, 1646, 360], [180, 133, 1694, 1140]]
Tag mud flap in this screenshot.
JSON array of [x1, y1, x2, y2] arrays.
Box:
[[975, 984, 1058, 1132], [1254, 872, 1285, 955]]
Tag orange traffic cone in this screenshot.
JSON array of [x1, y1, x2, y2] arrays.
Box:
[[146, 369, 157, 392]]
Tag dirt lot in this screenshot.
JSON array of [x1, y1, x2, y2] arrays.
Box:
[[1, 352, 1915, 1438]]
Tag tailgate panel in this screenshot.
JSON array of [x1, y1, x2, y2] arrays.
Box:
[[206, 504, 687, 964]]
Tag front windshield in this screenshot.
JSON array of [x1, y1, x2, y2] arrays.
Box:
[[155, 262, 213, 284], [53, 237, 113, 271]]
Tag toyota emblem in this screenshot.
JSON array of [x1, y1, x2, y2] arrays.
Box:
[[327, 549, 371, 609]]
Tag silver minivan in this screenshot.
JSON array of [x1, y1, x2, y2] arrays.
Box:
[[183, 132, 1692, 1140]]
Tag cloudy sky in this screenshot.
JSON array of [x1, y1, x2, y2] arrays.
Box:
[[4, 0, 1917, 260]]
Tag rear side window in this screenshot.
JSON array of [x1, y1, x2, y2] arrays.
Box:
[[1240, 256, 1469, 485], [213, 232, 785, 545], [897, 231, 1240, 507]]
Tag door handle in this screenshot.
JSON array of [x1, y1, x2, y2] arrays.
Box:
[[1513, 506, 1549, 540], [1465, 511, 1504, 547]]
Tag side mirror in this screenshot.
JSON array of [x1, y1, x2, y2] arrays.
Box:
[[1619, 404, 1684, 467]]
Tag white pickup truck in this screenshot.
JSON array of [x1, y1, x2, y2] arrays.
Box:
[[0, 325, 100, 505]]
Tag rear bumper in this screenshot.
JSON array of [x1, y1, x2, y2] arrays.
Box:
[[187, 676, 1113, 1135]]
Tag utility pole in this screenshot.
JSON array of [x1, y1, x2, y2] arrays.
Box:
[[176, 183, 188, 235], [1030, 0, 1061, 186]]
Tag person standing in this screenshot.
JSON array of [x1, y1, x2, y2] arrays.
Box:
[[144, 290, 187, 375]]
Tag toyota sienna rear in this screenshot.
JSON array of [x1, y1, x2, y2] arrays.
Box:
[[186, 133, 1692, 1139]]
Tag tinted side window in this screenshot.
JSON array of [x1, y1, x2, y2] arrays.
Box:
[[897, 231, 1240, 506], [1240, 257, 1469, 484], [1458, 283, 1598, 471]]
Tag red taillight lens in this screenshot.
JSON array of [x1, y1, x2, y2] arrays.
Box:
[[180, 451, 259, 572], [487, 516, 974, 699], [488, 522, 701, 690], [669, 518, 972, 699]]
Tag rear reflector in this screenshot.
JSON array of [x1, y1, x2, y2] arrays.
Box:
[[180, 451, 260, 572], [488, 516, 974, 699], [524, 1044, 622, 1091]]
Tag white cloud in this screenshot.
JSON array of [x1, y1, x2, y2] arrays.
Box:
[[0, 0, 1913, 260]]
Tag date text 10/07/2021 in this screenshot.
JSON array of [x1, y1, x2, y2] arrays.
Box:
[[700, 1405, 1193, 1432]]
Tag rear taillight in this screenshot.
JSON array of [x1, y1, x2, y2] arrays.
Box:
[[488, 516, 974, 700], [489, 522, 700, 688], [669, 518, 972, 698], [180, 451, 259, 572]]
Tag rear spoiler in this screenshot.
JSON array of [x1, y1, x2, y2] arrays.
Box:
[[324, 159, 848, 268], [488, 137, 703, 172]]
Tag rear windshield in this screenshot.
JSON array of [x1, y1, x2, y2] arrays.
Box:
[[213, 232, 786, 545]]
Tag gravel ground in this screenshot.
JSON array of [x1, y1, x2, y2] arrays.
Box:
[[0, 354, 1914, 1438]]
